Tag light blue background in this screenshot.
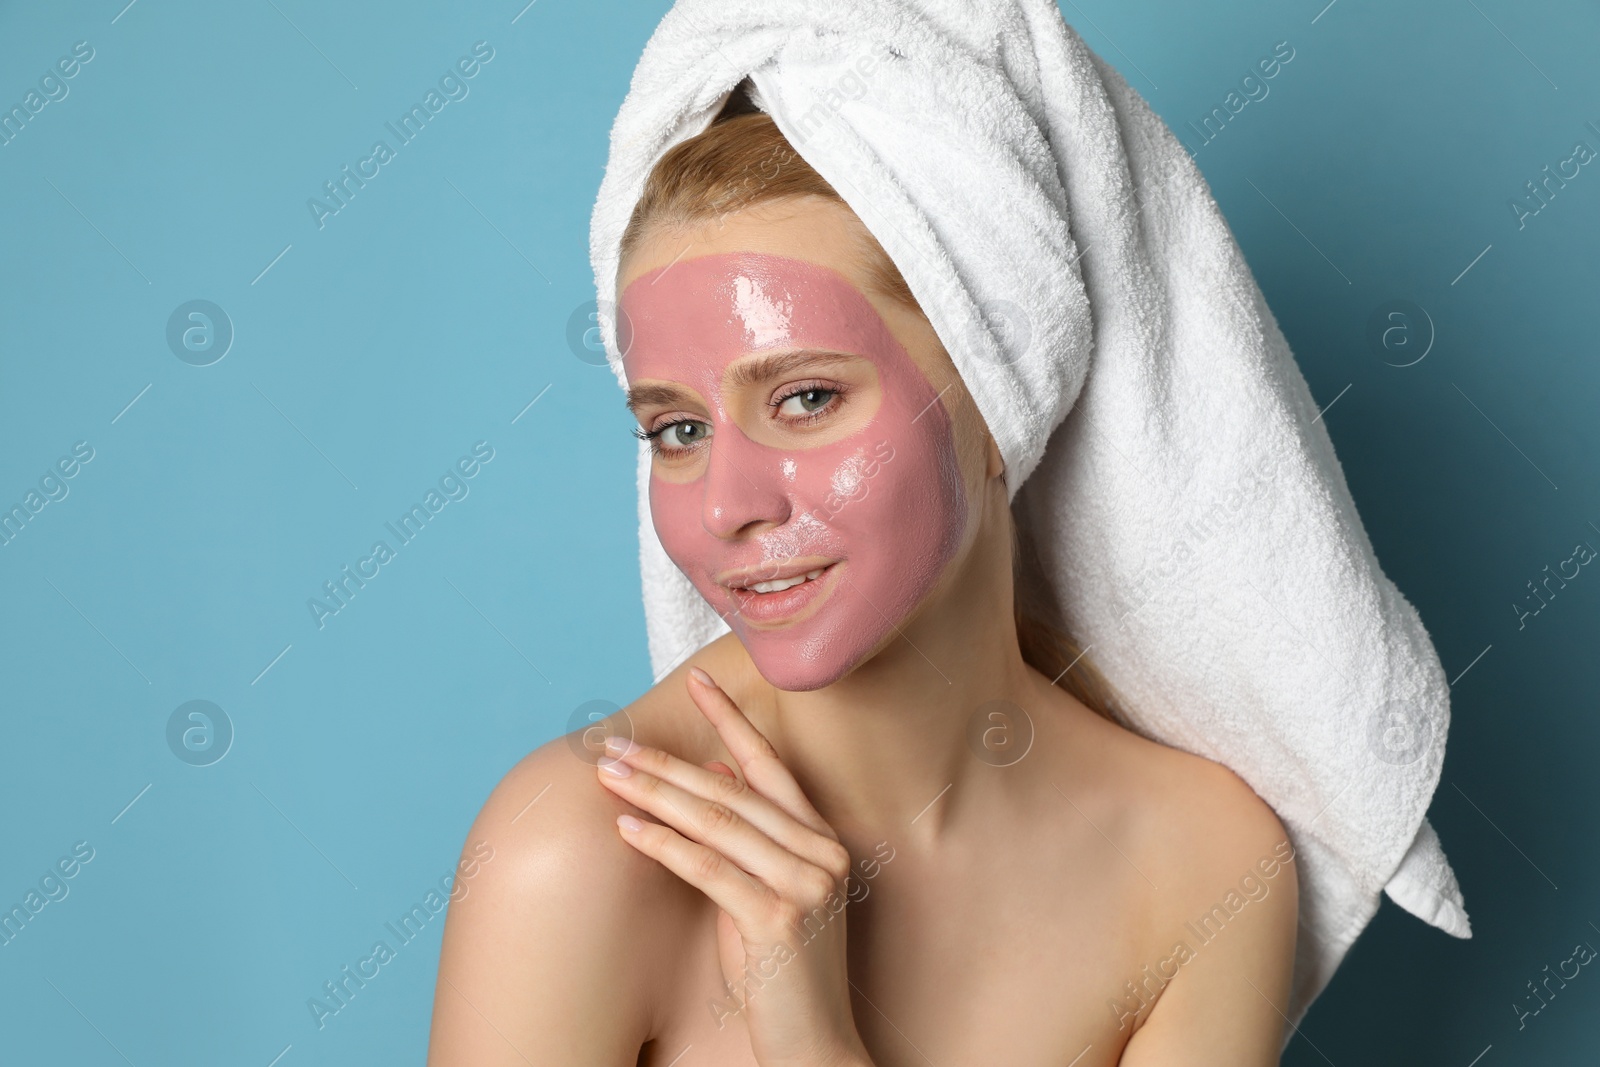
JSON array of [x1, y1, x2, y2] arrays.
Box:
[[0, 0, 1595, 1063]]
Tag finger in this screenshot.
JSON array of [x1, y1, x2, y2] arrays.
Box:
[[685, 667, 837, 838], [598, 760, 838, 900], [614, 814, 795, 948], [706, 760, 737, 778], [604, 738, 850, 879]]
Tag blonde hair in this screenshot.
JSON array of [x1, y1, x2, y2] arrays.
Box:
[[618, 91, 1122, 723]]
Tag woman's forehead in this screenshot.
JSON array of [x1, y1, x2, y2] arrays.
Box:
[[618, 251, 899, 385], [615, 194, 871, 291]]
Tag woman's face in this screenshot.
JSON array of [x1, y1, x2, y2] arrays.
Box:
[[617, 198, 977, 691]]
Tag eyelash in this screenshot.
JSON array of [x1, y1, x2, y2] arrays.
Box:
[[770, 380, 846, 423], [633, 381, 848, 457]]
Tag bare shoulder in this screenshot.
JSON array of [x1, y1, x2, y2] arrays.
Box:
[[1068, 705, 1299, 1063], [1040, 684, 1295, 886], [1121, 729, 1295, 888], [461, 716, 672, 921], [426, 676, 712, 1065]]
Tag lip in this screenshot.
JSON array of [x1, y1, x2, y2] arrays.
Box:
[[716, 556, 839, 591], [719, 558, 842, 626]]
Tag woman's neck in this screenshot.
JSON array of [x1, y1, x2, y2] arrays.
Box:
[[726, 491, 1038, 848]]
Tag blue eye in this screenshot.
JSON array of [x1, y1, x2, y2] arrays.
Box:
[[776, 388, 836, 416], [633, 418, 711, 457], [772, 382, 844, 421], [660, 421, 709, 447]]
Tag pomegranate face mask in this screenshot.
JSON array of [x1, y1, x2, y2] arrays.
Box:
[[619, 251, 967, 691]]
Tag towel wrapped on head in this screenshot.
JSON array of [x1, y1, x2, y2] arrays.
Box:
[[588, 0, 1470, 1035]]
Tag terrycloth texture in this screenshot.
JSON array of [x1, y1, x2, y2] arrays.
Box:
[[587, 0, 1470, 1037]]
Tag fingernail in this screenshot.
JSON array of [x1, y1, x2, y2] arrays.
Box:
[[618, 814, 644, 832], [604, 735, 639, 756], [689, 665, 717, 688], [599, 757, 632, 778]]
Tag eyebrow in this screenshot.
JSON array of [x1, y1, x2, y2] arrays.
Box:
[[725, 349, 860, 389], [623, 349, 862, 414], [623, 382, 693, 415]]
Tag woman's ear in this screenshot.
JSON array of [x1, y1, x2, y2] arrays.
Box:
[[985, 431, 1005, 481]]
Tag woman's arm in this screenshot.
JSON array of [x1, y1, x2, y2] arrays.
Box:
[[1116, 768, 1301, 1066], [594, 668, 875, 1067], [425, 745, 660, 1066]]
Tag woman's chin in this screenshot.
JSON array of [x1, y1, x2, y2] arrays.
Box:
[[740, 635, 867, 693], [751, 662, 854, 693], [719, 575, 932, 693]]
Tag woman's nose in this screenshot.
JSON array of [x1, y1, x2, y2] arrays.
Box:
[[700, 428, 792, 539]]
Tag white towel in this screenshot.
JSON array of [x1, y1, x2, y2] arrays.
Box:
[[587, 0, 1471, 1035]]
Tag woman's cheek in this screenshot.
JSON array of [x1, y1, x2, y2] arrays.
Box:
[[650, 476, 707, 578], [843, 418, 966, 589]]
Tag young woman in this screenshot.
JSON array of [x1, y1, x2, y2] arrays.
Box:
[[426, 109, 1298, 1066]]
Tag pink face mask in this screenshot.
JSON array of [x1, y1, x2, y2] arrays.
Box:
[[619, 251, 967, 691]]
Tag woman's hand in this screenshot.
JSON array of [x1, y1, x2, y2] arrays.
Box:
[[595, 666, 873, 1067]]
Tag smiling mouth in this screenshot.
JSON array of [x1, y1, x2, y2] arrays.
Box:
[[718, 556, 836, 590], [718, 559, 841, 625], [739, 567, 829, 594]]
